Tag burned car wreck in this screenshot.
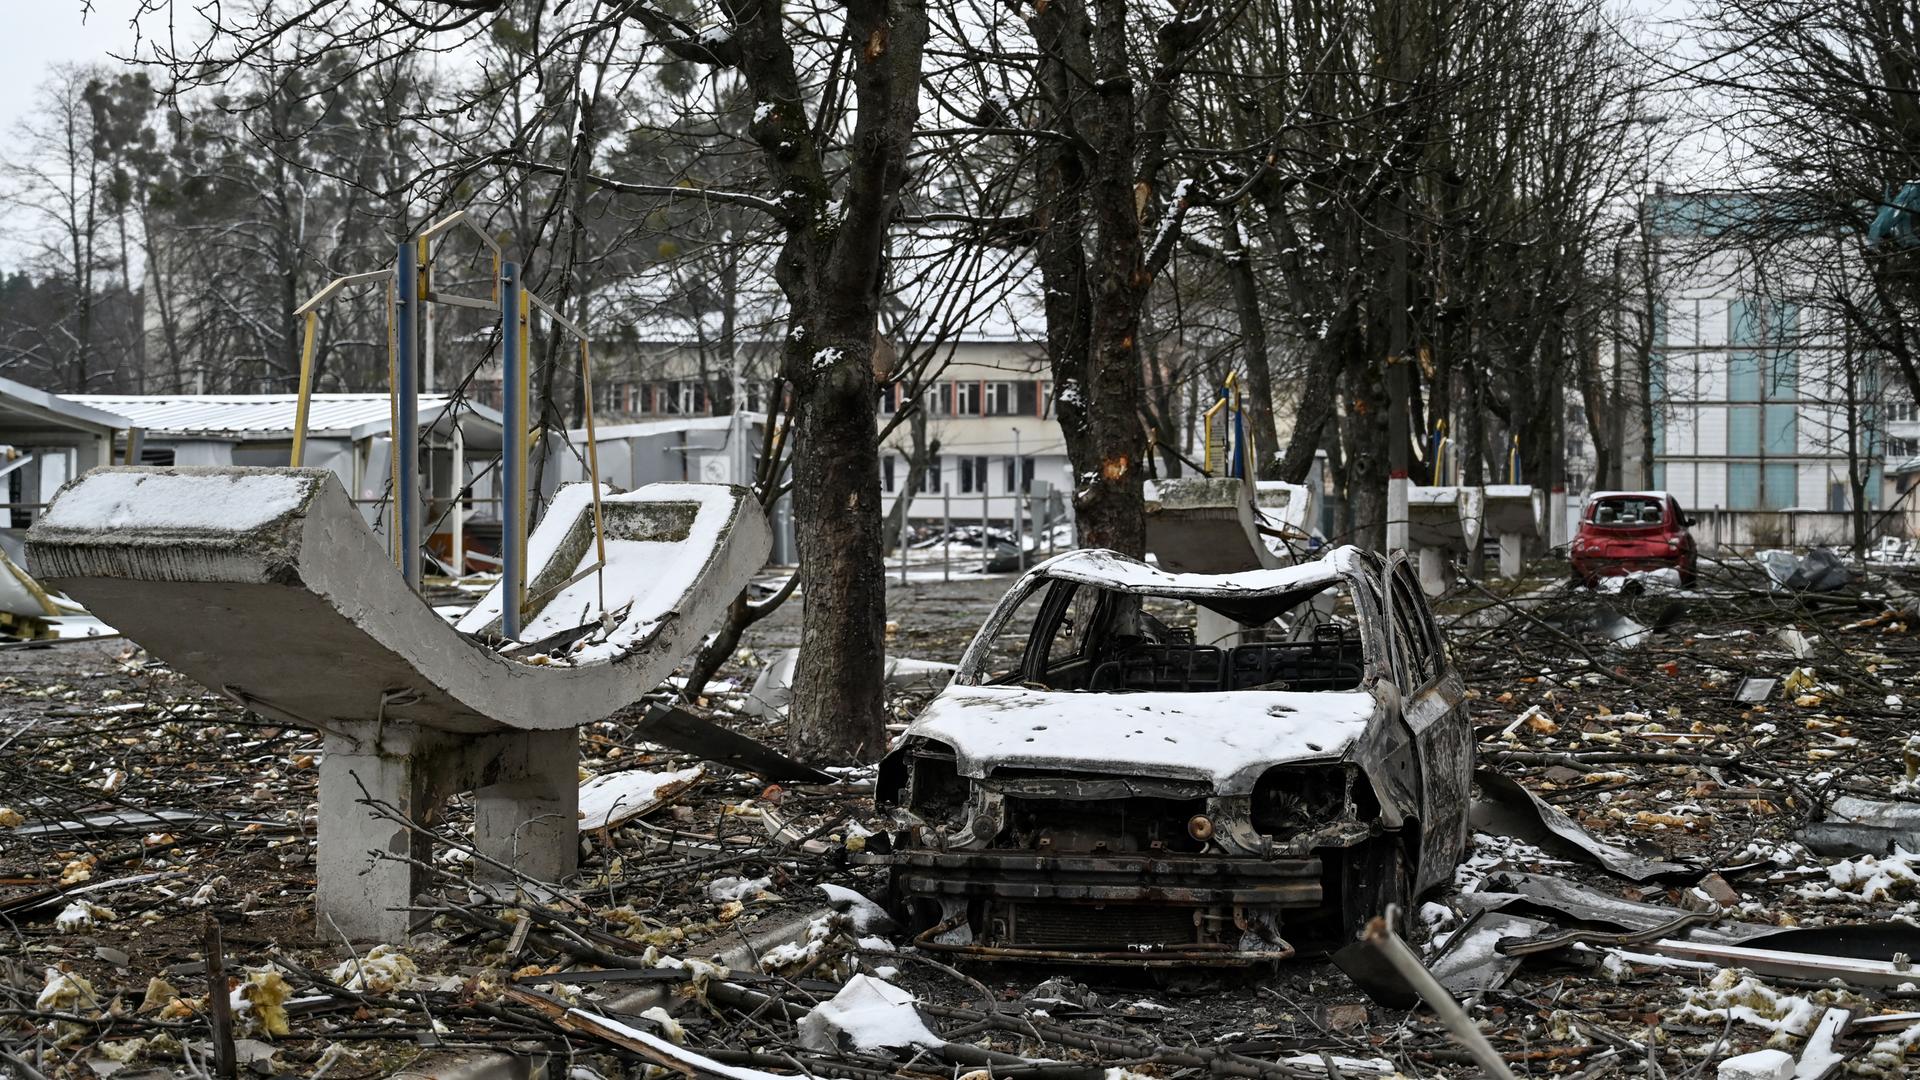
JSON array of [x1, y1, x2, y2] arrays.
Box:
[[874, 546, 1472, 965]]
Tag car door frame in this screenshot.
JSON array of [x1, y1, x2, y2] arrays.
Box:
[[1382, 552, 1473, 892]]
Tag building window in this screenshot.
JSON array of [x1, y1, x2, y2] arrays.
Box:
[[878, 384, 897, 415], [882, 455, 895, 492], [959, 455, 988, 493], [953, 381, 981, 416], [1004, 455, 1035, 494], [919, 454, 943, 493], [986, 382, 1016, 416], [923, 385, 950, 417]]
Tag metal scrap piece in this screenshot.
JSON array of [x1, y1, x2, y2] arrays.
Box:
[[1426, 910, 1552, 993], [634, 703, 835, 782], [1471, 769, 1696, 881]]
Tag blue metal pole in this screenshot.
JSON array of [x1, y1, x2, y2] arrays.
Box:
[[395, 240, 421, 592], [500, 261, 523, 641]]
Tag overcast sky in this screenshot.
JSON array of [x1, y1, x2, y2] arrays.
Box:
[[1, 3, 146, 137]]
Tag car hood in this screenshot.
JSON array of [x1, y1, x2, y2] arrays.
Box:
[[901, 683, 1381, 794]]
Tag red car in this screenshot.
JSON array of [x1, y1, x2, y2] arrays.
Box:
[[1569, 490, 1698, 587]]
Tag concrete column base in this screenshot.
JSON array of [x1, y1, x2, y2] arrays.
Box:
[[315, 722, 579, 943], [1498, 533, 1523, 579], [1417, 546, 1447, 597], [474, 729, 579, 886]]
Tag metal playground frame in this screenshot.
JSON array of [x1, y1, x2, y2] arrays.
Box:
[[290, 211, 607, 642]]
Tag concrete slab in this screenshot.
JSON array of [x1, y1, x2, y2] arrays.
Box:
[[1483, 485, 1544, 579], [1407, 486, 1484, 595], [1144, 477, 1286, 574], [29, 467, 769, 940]]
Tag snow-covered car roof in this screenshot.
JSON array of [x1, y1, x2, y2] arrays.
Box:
[[1026, 545, 1364, 598], [1587, 490, 1672, 503], [1005, 545, 1371, 630]]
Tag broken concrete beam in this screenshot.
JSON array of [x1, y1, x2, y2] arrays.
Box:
[[744, 648, 956, 719], [30, 468, 769, 941]]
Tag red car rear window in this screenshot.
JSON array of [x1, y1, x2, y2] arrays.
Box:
[[1589, 497, 1666, 527]]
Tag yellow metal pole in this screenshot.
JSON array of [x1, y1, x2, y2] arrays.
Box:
[[291, 311, 318, 467], [579, 339, 607, 614]]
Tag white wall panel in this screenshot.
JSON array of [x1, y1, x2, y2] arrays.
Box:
[[1694, 462, 1727, 509]]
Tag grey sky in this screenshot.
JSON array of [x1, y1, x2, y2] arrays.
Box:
[[1, 3, 144, 136]]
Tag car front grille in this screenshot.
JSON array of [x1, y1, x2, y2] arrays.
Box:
[[1007, 902, 1200, 949]]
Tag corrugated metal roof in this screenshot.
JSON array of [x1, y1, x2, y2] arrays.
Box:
[[71, 394, 501, 440], [0, 378, 129, 434]]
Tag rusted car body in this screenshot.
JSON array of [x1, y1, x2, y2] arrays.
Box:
[[875, 546, 1472, 966]]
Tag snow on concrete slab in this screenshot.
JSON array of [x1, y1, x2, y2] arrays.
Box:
[[40, 470, 311, 532], [457, 482, 742, 664], [577, 766, 706, 831], [1718, 1049, 1794, 1080]]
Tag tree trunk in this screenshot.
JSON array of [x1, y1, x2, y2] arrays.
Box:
[[1343, 332, 1391, 550], [787, 344, 889, 761], [1221, 207, 1280, 478]]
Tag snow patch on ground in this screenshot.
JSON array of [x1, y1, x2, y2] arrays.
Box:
[[1796, 848, 1920, 903]]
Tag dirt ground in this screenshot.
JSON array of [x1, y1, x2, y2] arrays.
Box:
[[7, 552, 1920, 1080]]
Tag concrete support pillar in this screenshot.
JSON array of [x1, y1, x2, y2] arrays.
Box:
[[1499, 533, 1523, 579], [473, 729, 579, 886], [316, 722, 580, 942], [1417, 545, 1447, 597], [315, 723, 443, 944], [1387, 475, 1410, 552]]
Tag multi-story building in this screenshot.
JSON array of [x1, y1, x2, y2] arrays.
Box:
[[529, 325, 1071, 531], [1649, 194, 1887, 546]]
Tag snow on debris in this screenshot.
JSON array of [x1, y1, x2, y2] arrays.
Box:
[[817, 883, 889, 932], [797, 974, 943, 1053], [577, 765, 706, 831]]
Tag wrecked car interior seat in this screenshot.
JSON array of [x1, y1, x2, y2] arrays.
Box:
[[1089, 643, 1226, 691], [1227, 638, 1365, 691]]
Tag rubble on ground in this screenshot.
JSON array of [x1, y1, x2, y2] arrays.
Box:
[[8, 551, 1920, 1078]]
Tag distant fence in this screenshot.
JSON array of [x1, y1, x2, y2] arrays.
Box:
[[1689, 508, 1919, 551]]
